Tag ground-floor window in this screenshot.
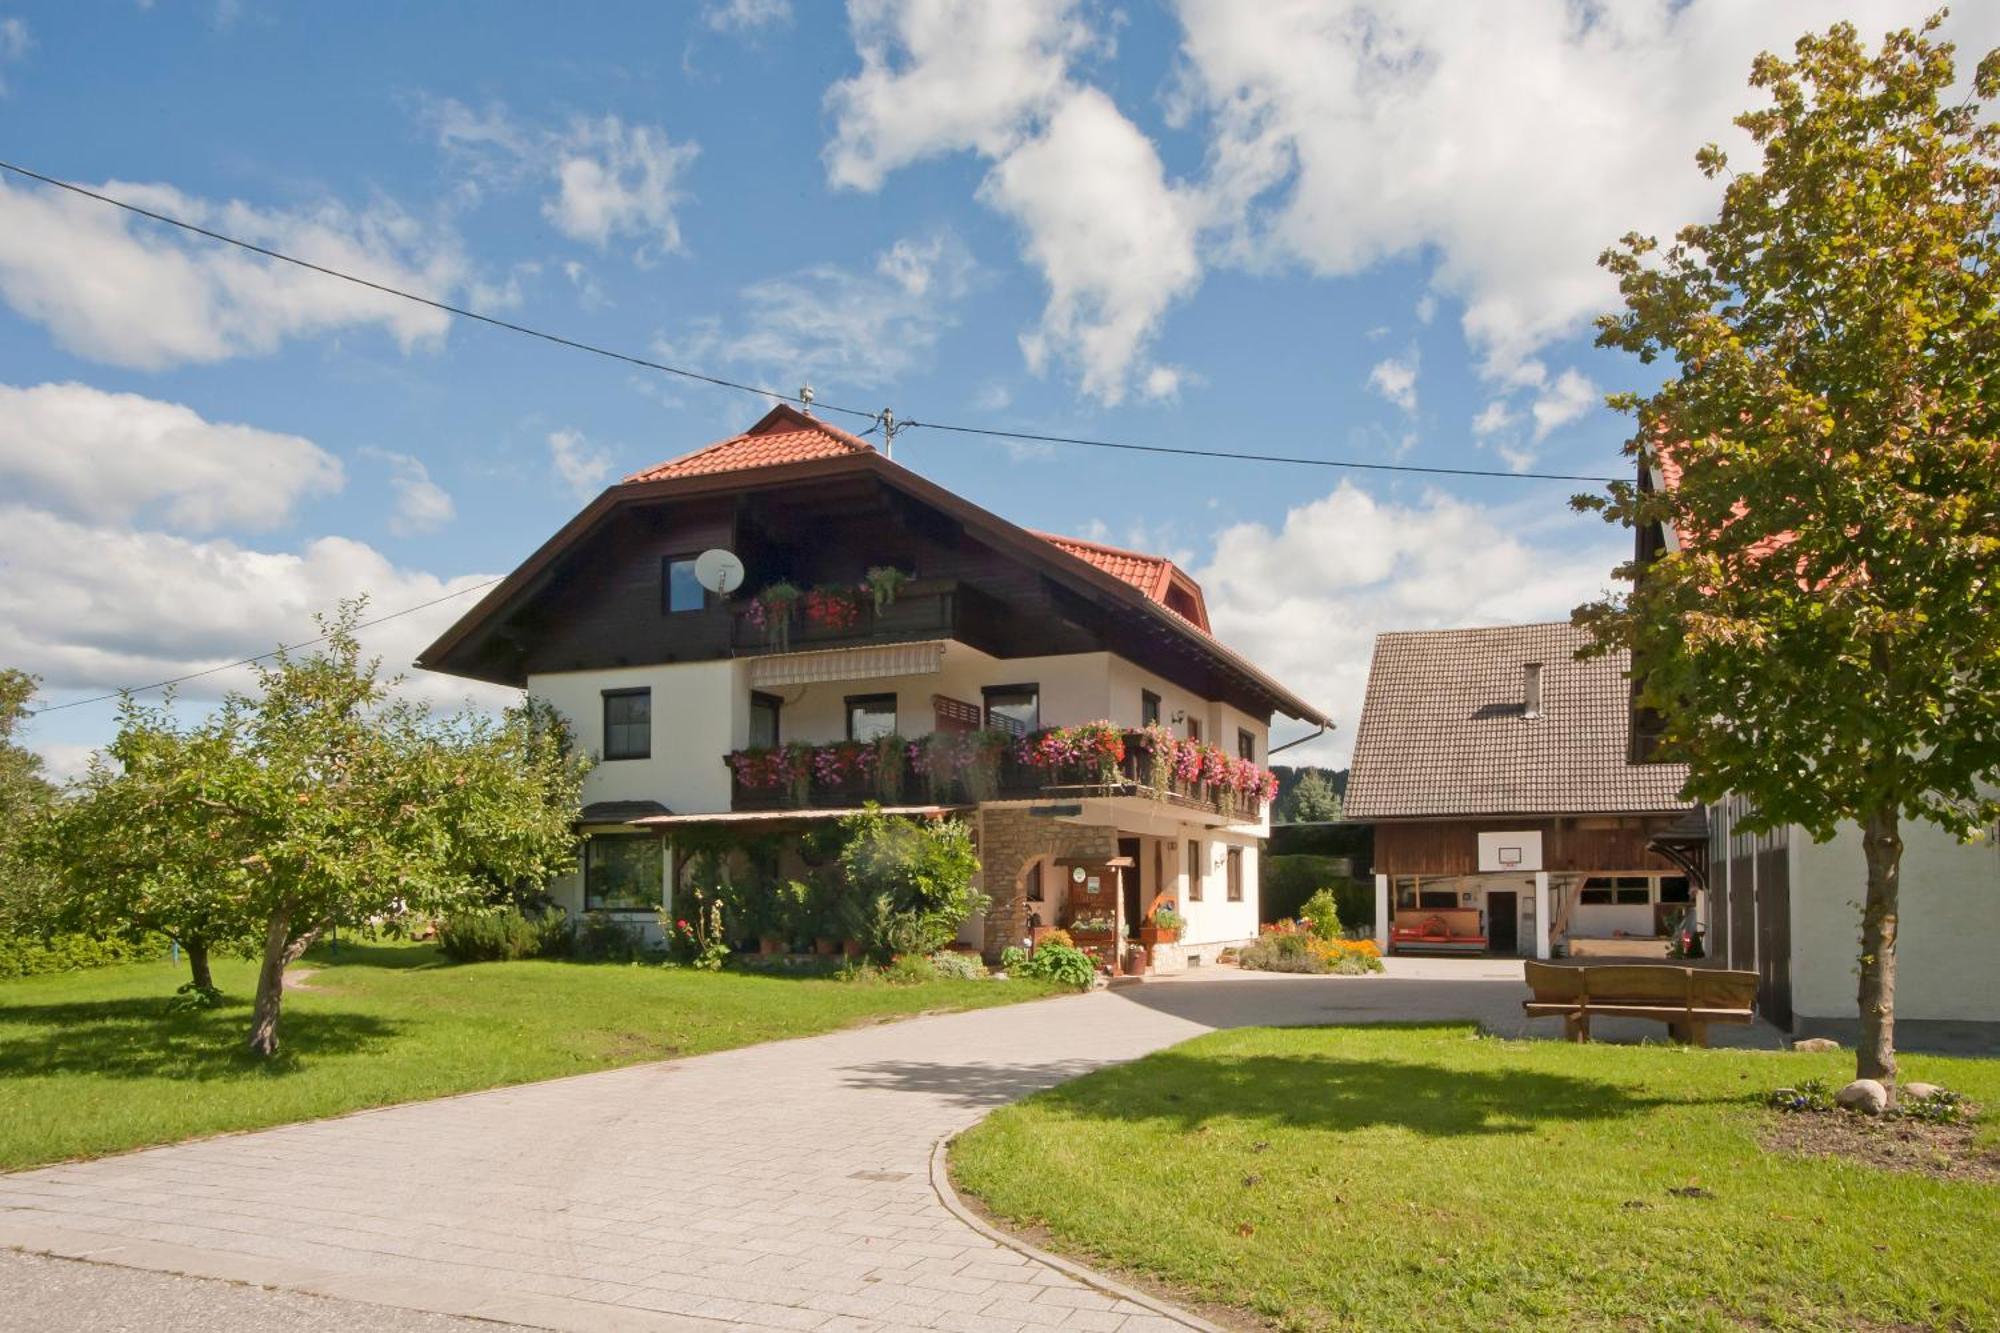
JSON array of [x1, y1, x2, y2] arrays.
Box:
[[585, 835, 664, 913], [1226, 846, 1243, 901], [1186, 839, 1202, 901]]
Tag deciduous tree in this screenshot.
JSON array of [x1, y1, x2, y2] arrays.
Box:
[[1575, 14, 2000, 1094]]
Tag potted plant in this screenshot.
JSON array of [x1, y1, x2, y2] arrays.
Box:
[[1140, 902, 1184, 946], [752, 582, 801, 650], [863, 565, 910, 611]]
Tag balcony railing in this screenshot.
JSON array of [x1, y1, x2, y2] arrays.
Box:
[[729, 579, 978, 655], [723, 728, 1271, 821]]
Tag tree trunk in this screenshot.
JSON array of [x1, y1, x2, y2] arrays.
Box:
[[245, 909, 322, 1059], [1857, 803, 1902, 1096], [184, 938, 213, 992]]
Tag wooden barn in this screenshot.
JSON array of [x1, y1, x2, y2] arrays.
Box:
[[1344, 623, 1701, 958]]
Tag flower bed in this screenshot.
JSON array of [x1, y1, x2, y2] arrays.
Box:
[[1238, 920, 1384, 975]]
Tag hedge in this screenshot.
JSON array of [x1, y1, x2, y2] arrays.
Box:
[[1261, 854, 1374, 930], [0, 931, 167, 980]]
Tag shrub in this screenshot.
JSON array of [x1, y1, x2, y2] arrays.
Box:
[[0, 930, 165, 979], [572, 912, 652, 963], [927, 950, 987, 981], [886, 954, 938, 984], [1300, 888, 1343, 941], [436, 907, 572, 963], [1017, 940, 1096, 989], [836, 811, 985, 961]]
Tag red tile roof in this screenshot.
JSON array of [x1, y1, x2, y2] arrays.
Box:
[[624, 404, 875, 483], [1033, 531, 1211, 631], [624, 408, 1214, 630], [1033, 532, 1175, 601]]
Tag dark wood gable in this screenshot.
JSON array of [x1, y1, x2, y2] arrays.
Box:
[[420, 453, 1324, 725]]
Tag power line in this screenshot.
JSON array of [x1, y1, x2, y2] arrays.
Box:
[[0, 157, 1624, 485], [4, 158, 1626, 716], [27, 578, 504, 716], [0, 159, 880, 426], [898, 419, 1621, 483]]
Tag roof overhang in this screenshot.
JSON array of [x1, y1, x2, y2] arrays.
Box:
[[417, 448, 1329, 725]]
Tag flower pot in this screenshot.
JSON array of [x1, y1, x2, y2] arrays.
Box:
[[842, 939, 865, 960], [814, 936, 840, 956], [1120, 946, 1148, 977], [759, 935, 785, 956], [1138, 926, 1180, 947]]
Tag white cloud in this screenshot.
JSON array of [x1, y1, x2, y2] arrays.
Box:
[[0, 176, 465, 370], [547, 428, 614, 501], [1530, 367, 1599, 440], [365, 448, 454, 536], [0, 382, 342, 532], [1195, 483, 1623, 763], [0, 15, 29, 93], [980, 87, 1203, 403], [826, 1, 1198, 403], [545, 116, 699, 258], [1142, 365, 1187, 402], [0, 504, 512, 715], [1174, 0, 2000, 381], [1366, 350, 1418, 415], [1414, 293, 1436, 325], [824, 0, 1094, 191], [1471, 399, 1516, 437], [705, 0, 791, 32], [671, 231, 974, 391], [423, 99, 697, 261]]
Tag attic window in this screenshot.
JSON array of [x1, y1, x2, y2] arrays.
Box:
[[1165, 585, 1201, 621]]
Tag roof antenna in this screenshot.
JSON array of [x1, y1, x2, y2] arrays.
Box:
[[798, 383, 814, 416]]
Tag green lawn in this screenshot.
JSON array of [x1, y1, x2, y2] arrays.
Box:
[[951, 1025, 2000, 1332], [0, 941, 1058, 1170]]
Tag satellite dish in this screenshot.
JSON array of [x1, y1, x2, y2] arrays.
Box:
[[693, 548, 746, 596]]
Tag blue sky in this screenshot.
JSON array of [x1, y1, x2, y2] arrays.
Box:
[[2, 0, 1989, 773]]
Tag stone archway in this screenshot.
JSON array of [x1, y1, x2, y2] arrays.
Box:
[[976, 807, 1116, 960]]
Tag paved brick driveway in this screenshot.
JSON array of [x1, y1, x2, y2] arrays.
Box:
[[0, 964, 1782, 1332]]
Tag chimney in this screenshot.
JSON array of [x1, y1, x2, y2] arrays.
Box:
[[1522, 662, 1543, 720]]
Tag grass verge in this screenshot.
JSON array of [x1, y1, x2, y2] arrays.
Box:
[[0, 939, 1057, 1170], [950, 1024, 2000, 1332]]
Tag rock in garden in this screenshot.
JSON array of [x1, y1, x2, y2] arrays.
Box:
[[1792, 1037, 1842, 1053], [1901, 1081, 1943, 1100], [1835, 1078, 1888, 1115]]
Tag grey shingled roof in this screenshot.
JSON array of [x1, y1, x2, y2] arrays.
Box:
[[1344, 622, 1692, 820]]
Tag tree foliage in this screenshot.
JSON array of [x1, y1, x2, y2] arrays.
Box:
[[37, 603, 591, 1056], [836, 809, 985, 961], [0, 669, 55, 936], [1282, 769, 1343, 823], [1574, 14, 2000, 1089]]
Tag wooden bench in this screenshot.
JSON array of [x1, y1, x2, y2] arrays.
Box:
[[1522, 959, 1757, 1047], [1389, 908, 1487, 954]]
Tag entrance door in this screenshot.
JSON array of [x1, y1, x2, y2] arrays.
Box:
[[1119, 837, 1143, 939], [1487, 891, 1519, 954]]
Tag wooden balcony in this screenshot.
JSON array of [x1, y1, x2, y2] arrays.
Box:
[[724, 729, 1268, 822], [728, 579, 1002, 656]]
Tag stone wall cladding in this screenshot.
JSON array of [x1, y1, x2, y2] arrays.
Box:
[[977, 805, 1117, 961]]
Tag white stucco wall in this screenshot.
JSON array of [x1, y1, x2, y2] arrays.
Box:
[[529, 660, 747, 816], [1789, 816, 2000, 1026], [1176, 831, 1260, 947]]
